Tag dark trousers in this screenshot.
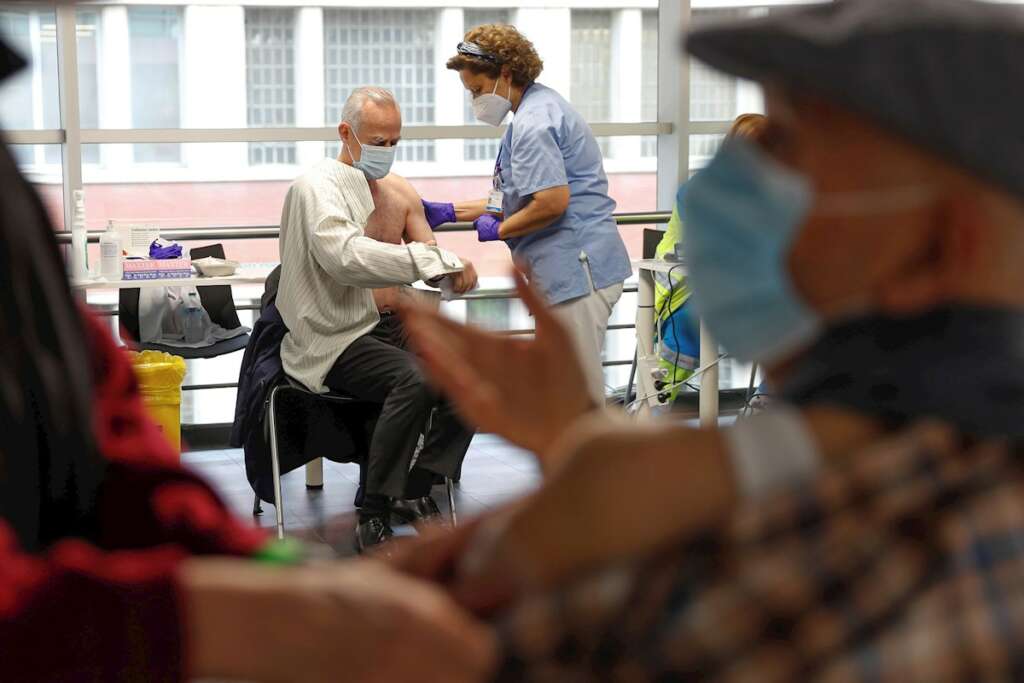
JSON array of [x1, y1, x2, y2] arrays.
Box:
[[324, 315, 474, 501]]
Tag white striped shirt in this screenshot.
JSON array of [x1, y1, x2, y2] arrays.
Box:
[[277, 159, 464, 392]]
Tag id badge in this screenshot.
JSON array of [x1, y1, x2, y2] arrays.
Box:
[[486, 189, 504, 215]]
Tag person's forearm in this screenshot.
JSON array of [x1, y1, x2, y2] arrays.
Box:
[[498, 198, 562, 240], [466, 422, 738, 590], [455, 199, 488, 222]]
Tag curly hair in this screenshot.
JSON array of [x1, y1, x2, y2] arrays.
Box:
[[446, 24, 544, 86]]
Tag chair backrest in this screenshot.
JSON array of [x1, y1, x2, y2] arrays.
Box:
[[643, 228, 662, 260], [118, 242, 240, 343], [261, 264, 282, 315], [189, 244, 242, 330]]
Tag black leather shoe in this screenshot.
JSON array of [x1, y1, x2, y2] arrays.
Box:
[[391, 496, 444, 525], [355, 515, 394, 554]]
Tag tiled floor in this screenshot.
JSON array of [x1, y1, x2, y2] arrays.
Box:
[[183, 434, 541, 557]]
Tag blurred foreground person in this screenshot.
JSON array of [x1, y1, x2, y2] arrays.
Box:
[[0, 40, 493, 682], [401, 0, 1024, 678]]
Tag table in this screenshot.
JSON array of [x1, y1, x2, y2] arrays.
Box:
[[633, 259, 719, 427], [70, 264, 278, 292]]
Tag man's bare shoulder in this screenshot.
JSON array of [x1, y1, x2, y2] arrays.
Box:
[[379, 172, 423, 207]]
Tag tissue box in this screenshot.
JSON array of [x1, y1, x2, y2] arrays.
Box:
[[122, 258, 192, 281]]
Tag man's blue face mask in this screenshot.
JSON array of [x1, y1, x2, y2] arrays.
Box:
[[684, 138, 934, 365], [348, 129, 396, 180]]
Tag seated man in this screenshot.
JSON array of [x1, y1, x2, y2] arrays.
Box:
[[277, 86, 478, 551], [399, 0, 1024, 678]]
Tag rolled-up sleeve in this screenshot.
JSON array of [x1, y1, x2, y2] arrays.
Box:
[[510, 112, 568, 197]]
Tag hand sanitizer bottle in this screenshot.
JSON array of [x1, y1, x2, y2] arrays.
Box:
[[70, 190, 89, 281], [99, 221, 123, 281]]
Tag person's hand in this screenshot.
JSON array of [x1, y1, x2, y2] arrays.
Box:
[[401, 268, 594, 459], [384, 508, 524, 616], [450, 259, 479, 294], [474, 214, 502, 242], [421, 199, 456, 229], [182, 557, 497, 683]]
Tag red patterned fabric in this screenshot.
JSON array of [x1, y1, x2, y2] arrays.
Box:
[[0, 312, 265, 681]]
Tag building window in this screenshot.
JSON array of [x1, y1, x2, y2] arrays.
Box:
[[640, 10, 658, 158], [689, 9, 739, 122], [0, 9, 34, 132], [76, 11, 100, 164], [246, 8, 297, 166], [463, 9, 510, 162], [323, 9, 436, 163], [570, 10, 612, 155], [129, 6, 182, 163]]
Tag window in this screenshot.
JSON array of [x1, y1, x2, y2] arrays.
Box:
[[570, 10, 612, 124], [690, 58, 737, 122], [688, 8, 770, 123], [690, 134, 725, 173], [463, 9, 510, 162], [246, 8, 297, 166], [570, 10, 612, 156], [128, 6, 182, 163], [641, 10, 658, 158], [0, 8, 42, 132], [323, 9, 436, 162], [75, 11, 99, 164]]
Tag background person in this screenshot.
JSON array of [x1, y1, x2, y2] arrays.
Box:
[[421, 24, 632, 404], [277, 86, 478, 551], [653, 113, 769, 401]]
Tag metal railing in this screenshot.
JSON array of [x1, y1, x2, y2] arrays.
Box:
[[81, 211, 671, 393], [54, 211, 670, 244]]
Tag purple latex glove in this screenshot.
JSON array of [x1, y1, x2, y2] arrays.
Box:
[[421, 199, 456, 229], [474, 214, 502, 242], [149, 239, 183, 259]]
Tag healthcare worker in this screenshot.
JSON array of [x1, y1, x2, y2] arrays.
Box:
[[421, 24, 632, 404]]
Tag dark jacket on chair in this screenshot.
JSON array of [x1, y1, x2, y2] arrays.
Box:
[[231, 268, 378, 503]]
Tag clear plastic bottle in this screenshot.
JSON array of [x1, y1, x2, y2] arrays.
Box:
[[99, 221, 123, 281], [70, 190, 89, 280], [182, 292, 205, 344]]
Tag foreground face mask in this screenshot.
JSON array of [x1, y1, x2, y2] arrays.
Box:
[[348, 130, 396, 180], [684, 139, 820, 365], [473, 77, 512, 127], [684, 138, 935, 365]]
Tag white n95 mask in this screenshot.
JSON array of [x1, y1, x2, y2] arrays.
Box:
[[348, 130, 396, 180], [473, 78, 512, 127]]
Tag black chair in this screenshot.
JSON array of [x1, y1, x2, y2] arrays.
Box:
[[256, 380, 460, 538], [119, 243, 250, 359], [250, 267, 458, 538]]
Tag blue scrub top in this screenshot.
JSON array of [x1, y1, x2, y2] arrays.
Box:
[[496, 83, 632, 305]]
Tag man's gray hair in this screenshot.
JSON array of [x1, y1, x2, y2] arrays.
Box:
[[341, 86, 399, 132]]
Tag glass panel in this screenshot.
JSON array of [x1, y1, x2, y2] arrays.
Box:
[[75, 9, 99, 164], [0, 5, 57, 131], [570, 10, 612, 155], [690, 133, 725, 172], [689, 7, 775, 122], [462, 8, 511, 162], [323, 9, 436, 162], [640, 9, 658, 158], [246, 7, 296, 166], [10, 143, 62, 229], [129, 6, 182, 161]]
